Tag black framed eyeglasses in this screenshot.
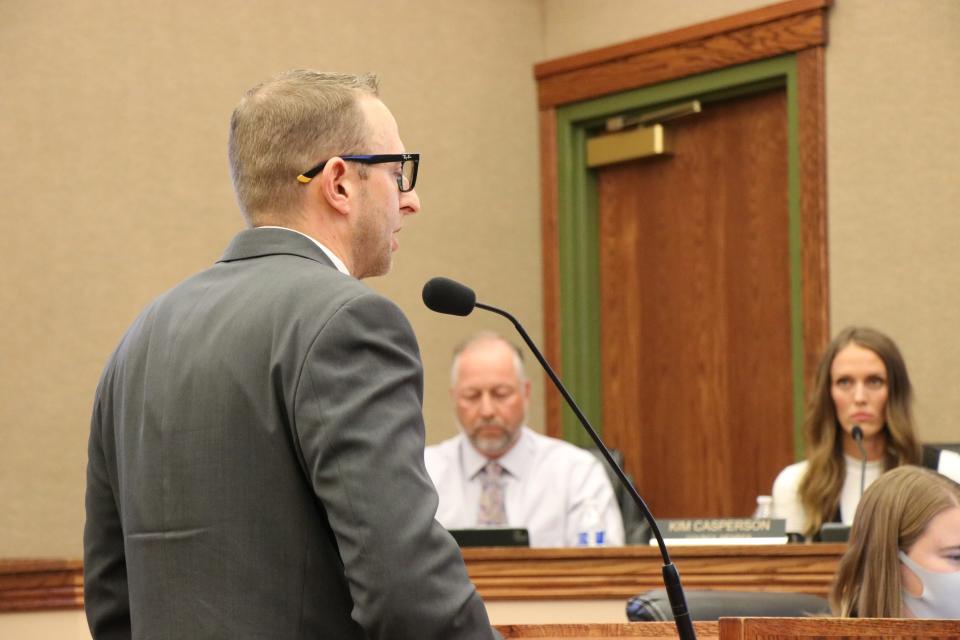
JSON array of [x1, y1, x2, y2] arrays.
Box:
[[296, 153, 419, 192]]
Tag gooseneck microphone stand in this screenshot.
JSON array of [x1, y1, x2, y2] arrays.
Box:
[[423, 277, 696, 640]]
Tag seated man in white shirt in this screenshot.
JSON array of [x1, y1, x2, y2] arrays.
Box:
[[424, 332, 624, 548]]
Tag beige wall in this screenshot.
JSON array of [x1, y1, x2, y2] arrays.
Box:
[[541, 0, 770, 58], [0, 610, 93, 640], [2, 0, 958, 560], [826, 0, 960, 445], [0, 0, 543, 557]]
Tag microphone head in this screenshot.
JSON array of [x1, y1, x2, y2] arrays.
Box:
[[852, 425, 863, 441], [422, 277, 477, 316]]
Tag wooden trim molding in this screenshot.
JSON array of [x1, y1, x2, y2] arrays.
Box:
[[535, 0, 831, 109], [499, 618, 960, 639], [462, 544, 843, 601], [539, 108, 563, 439], [0, 558, 83, 612], [498, 621, 721, 639], [796, 46, 830, 385], [0, 545, 844, 612], [535, 0, 829, 81], [537, 0, 832, 438], [719, 617, 960, 640]]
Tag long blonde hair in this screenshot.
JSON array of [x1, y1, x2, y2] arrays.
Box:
[[797, 327, 921, 538], [830, 465, 960, 616]]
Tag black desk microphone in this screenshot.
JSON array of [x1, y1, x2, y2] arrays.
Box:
[[422, 276, 697, 640], [852, 425, 867, 498]]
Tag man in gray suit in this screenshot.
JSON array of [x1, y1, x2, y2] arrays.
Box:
[[84, 70, 498, 639]]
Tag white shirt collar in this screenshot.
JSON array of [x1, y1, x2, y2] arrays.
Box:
[[256, 226, 350, 276]]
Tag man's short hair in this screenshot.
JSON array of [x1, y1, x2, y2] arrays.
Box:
[[450, 331, 526, 386], [228, 70, 379, 226]]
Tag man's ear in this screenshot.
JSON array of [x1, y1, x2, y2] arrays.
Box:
[[318, 158, 354, 216]]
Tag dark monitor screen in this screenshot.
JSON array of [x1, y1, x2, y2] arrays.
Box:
[[448, 527, 530, 548], [818, 522, 851, 543]]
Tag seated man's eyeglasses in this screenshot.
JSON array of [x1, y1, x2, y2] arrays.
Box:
[[297, 153, 419, 192]]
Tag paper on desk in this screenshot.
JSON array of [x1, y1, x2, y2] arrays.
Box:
[[938, 449, 960, 483]]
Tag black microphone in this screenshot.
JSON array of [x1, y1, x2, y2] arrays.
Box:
[[422, 277, 476, 316], [852, 426, 867, 497], [422, 276, 697, 640]]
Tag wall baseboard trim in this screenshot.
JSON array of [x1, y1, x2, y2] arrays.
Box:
[[0, 559, 83, 613]]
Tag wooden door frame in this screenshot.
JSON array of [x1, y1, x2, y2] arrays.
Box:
[[537, 0, 831, 455]]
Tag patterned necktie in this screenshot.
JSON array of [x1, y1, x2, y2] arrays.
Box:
[[477, 461, 507, 526]]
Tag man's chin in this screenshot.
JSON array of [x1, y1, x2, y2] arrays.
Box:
[[471, 434, 512, 458], [356, 255, 392, 279]]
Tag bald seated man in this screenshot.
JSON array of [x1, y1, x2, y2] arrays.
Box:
[[424, 332, 624, 547]]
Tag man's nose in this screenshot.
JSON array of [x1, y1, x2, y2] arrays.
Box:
[[478, 392, 496, 415], [401, 187, 421, 215]]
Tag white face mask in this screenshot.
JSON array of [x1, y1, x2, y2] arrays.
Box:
[[899, 550, 960, 619]]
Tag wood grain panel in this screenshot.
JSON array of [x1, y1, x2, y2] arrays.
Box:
[[535, 0, 829, 80], [499, 621, 720, 639], [0, 559, 83, 612], [0, 546, 845, 612], [796, 48, 830, 387], [537, 11, 828, 109], [463, 544, 844, 600], [719, 616, 960, 640], [598, 90, 794, 519], [501, 618, 960, 640], [540, 107, 563, 439]]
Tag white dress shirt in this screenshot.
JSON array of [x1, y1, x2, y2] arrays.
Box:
[[771, 455, 882, 535], [424, 426, 625, 547]]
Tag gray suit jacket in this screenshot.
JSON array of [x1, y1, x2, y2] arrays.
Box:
[[84, 228, 496, 639]]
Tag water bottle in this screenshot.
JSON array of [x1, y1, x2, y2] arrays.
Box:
[[752, 495, 773, 519], [576, 500, 606, 547]]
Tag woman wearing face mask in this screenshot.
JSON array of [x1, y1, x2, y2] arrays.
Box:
[[830, 465, 960, 618], [771, 327, 922, 540]]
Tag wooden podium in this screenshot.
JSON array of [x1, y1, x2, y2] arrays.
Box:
[[497, 621, 718, 639], [463, 544, 844, 601], [497, 618, 960, 639]]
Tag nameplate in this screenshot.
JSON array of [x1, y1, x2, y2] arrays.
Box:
[[650, 518, 788, 546]]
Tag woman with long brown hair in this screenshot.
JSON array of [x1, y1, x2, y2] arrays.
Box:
[[830, 465, 960, 618], [771, 326, 921, 540]]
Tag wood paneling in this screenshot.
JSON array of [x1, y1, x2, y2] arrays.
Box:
[[0, 559, 83, 613], [500, 618, 960, 640], [540, 107, 563, 438], [719, 616, 960, 640], [463, 544, 843, 601], [0, 545, 845, 612], [535, 1, 830, 109], [796, 47, 830, 385], [535, 0, 829, 81], [499, 621, 720, 639]]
